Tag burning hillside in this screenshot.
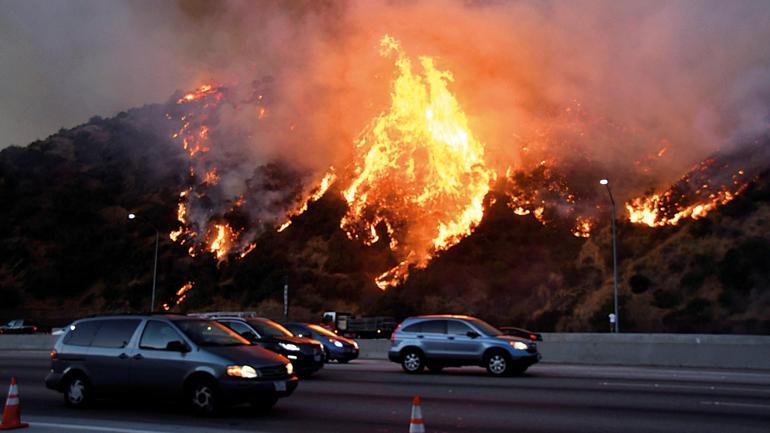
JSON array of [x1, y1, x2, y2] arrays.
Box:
[[159, 34, 770, 292]]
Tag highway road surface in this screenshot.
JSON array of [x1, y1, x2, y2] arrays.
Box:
[[1, 351, 768, 433]]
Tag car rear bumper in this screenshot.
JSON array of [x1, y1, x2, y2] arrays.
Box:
[[220, 375, 299, 402]]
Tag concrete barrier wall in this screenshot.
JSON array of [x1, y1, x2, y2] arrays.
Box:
[[359, 333, 770, 370], [3, 333, 769, 370]]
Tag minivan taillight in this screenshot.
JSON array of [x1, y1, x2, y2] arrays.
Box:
[[50, 350, 57, 360]]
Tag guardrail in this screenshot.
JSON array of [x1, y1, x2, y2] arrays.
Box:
[[3, 333, 769, 370]]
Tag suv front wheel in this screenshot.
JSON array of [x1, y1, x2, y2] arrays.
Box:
[[188, 378, 220, 416], [401, 349, 425, 373], [485, 351, 511, 376]]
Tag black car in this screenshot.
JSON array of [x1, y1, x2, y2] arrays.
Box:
[[285, 323, 359, 363], [216, 317, 325, 376], [0, 319, 39, 334], [499, 326, 543, 342]]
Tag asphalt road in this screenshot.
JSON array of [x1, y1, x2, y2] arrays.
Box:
[[1, 351, 769, 433]]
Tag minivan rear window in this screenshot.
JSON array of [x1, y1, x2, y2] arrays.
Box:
[[91, 319, 141, 348], [63, 320, 101, 346]]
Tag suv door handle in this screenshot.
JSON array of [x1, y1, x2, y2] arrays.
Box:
[[118, 353, 129, 359], [447, 336, 455, 340], [417, 335, 424, 339], [132, 354, 144, 360]]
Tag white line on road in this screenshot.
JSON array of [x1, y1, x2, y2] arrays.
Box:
[[599, 381, 770, 394], [29, 422, 171, 433], [700, 401, 770, 409], [27, 419, 270, 433]]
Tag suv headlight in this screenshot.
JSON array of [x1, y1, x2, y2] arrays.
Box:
[[352, 341, 359, 350], [226, 365, 260, 379], [331, 339, 344, 348], [279, 342, 301, 351], [510, 341, 529, 351], [286, 362, 294, 375]]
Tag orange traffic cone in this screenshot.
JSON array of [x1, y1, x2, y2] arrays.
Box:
[[409, 395, 425, 433], [0, 377, 28, 430]]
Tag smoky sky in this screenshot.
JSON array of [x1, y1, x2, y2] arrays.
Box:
[[1, 0, 769, 195]]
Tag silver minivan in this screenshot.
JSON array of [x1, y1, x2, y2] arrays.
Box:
[[388, 315, 540, 376], [45, 314, 298, 415]]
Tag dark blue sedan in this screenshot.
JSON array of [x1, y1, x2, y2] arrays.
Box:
[[285, 323, 359, 363]]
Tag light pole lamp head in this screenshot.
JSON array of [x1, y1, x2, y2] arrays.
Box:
[[128, 213, 136, 220], [599, 179, 609, 185]]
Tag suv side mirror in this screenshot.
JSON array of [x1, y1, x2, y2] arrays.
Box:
[[166, 340, 190, 352], [466, 330, 480, 339]]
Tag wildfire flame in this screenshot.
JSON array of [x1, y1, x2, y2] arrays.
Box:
[[340, 35, 494, 289], [572, 216, 593, 238], [162, 281, 194, 311], [278, 169, 337, 232], [208, 224, 237, 260], [626, 162, 749, 227]]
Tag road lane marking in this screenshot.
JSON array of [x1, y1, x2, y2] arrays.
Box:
[[29, 422, 170, 433], [599, 381, 770, 394], [700, 401, 770, 409], [28, 421, 270, 433]]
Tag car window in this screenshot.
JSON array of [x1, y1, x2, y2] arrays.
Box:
[[285, 324, 307, 336], [173, 319, 249, 347], [91, 319, 141, 348], [447, 320, 472, 335], [63, 320, 101, 346], [467, 318, 502, 336], [247, 319, 293, 337], [224, 321, 257, 337], [307, 324, 340, 338], [421, 320, 447, 334], [139, 321, 186, 350], [401, 323, 422, 333]]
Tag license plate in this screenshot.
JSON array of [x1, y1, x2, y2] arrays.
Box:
[[274, 381, 287, 392]]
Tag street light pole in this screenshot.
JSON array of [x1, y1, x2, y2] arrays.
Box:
[[152, 229, 159, 312], [600, 179, 620, 333], [129, 212, 159, 312]]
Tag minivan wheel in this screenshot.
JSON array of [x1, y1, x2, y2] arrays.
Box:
[[485, 352, 511, 376], [64, 374, 91, 408], [401, 349, 425, 373], [188, 379, 219, 416]]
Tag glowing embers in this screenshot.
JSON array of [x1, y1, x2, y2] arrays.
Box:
[[340, 35, 494, 289]]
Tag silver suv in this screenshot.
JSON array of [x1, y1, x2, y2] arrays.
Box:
[[388, 315, 540, 376], [45, 314, 298, 415]]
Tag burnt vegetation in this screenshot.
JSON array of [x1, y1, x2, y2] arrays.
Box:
[[1, 104, 769, 334]]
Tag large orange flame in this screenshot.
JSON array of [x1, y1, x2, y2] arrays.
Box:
[[341, 35, 494, 289]]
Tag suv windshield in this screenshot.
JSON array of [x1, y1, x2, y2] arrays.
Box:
[[467, 318, 502, 336], [173, 319, 249, 346], [308, 324, 339, 338], [248, 319, 293, 338]]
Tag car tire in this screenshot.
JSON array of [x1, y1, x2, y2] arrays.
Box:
[[485, 351, 511, 377], [63, 374, 91, 408], [187, 378, 220, 416], [401, 349, 425, 373], [250, 396, 278, 413]]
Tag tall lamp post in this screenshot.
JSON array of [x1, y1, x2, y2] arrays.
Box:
[[599, 179, 619, 333], [128, 212, 159, 312]]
